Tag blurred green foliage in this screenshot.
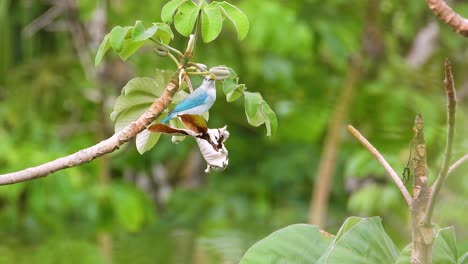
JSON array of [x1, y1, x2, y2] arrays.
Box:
[[0, 0, 467, 263]]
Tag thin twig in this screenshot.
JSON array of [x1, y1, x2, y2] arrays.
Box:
[[426, 0, 468, 37], [423, 58, 457, 225], [347, 125, 413, 206], [448, 153, 468, 175]]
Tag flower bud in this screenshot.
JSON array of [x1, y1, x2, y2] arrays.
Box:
[[209, 66, 230, 80]]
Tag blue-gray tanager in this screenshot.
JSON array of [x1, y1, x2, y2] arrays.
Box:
[[161, 74, 216, 124]]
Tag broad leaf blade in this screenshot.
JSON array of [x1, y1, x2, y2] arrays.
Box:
[[161, 0, 189, 23], [244, 92, 263, 119], [109, 26, 131, 52], [240, 224, 334, 264], [136, 129, 161, 154], [132, 21, 158, 42], [201, 5, 223, 43], [95, 33, 110, 65], [433, 227, 458, 264], [174, 1, 200, 37], [318, 217, 399, 264], [111, 77, 159, 133], [220, 2, 249, 40], [118, 39, 146, 60]]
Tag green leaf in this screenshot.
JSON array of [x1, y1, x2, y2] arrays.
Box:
[[174, 1, 201, 37], [433, 227, 458, 264], [118, 38, 146, 60], [239, 224, 334, 264], [155, 23, 174, 44], [244, 92, 278, 136], [317, 216, 399, 264], [396, 227, 459, 264], [95, 33, 110, 65], [244, 92, 263, 119], [201, 5, 223, 42], [221, 73, 245, 102], [111, 77, 160, 132], [136, 129, 162, 154], [161, 0, 189, 23], [109, 26, 131, 52], [262, 100, 278, 136], [220, 2, 249, 40], [132, 21, 158, 42], [458, 252, 468, 264], [226, 84, 245, 102]]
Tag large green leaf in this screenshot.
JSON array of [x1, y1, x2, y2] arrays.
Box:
[[174, 1, 201, 37], [136, 128, 162, 154], [239, 224, 334, 264], [219, 2, 249, 40], [111, 77, 161, 132], [118, 38, 146, 61], [201, 4, 223, 43], [317, 216, 399, 264], [161, 0, 189, 23]]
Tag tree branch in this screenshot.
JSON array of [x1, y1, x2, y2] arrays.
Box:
[[410, 113, 433, 264], [347, 125, 413, 206], [423, 58, 457, 225], [426, 0, 468, 37], [448, 153, 468, 175], [0, 62, 188, 185]]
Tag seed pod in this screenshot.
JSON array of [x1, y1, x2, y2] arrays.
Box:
[[209, 66, 230, 80], [154, 46, 168, 57]]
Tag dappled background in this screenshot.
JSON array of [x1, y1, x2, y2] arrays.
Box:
[[0, 0, 467, 263]]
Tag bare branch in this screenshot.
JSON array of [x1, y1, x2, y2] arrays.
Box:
[[0, 71, 180, 185], [426, 0, 468, 37], [423, 58, 457, 225], [448, 153, 468, 175], [347, 125, 413, 206]]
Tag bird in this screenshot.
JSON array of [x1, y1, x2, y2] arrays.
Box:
[[161, 74, 217, 124]]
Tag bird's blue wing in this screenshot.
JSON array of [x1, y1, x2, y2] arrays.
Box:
[[171, 92, 208, 113]]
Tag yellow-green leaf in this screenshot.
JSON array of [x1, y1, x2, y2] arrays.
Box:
[[220, 2, 249, 40], [201, 5, 223, 42]]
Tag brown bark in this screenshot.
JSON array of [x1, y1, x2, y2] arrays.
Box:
[[426, 0, 468, 36], [410, 114, 433, 264]]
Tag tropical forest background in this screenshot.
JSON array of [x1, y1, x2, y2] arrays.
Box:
[[0, 0, 467, 263]]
